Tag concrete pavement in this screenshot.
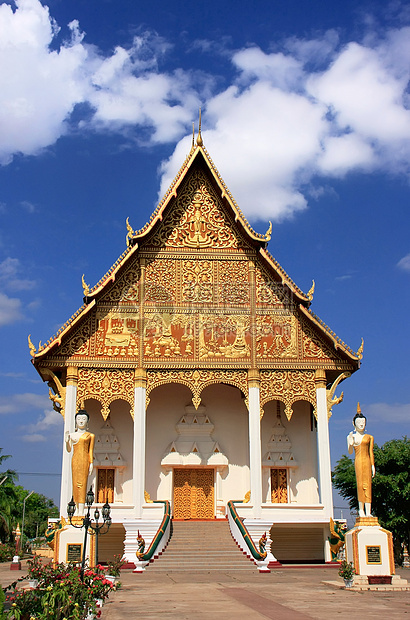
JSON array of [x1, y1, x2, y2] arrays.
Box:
[[1, 560, 409, 619]]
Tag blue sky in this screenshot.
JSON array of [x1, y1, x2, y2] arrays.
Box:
[[0, 0, 409, 511]]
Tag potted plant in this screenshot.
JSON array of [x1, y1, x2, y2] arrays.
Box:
[[338, 560, 355, 587], [26, 554, 44, 588], [105, 554, 124, 583]]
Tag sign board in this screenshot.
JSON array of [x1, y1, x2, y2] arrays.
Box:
[[67, 543, 82, 563], [366, 545, 382, 564]]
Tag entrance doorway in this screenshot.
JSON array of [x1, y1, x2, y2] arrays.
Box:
[[173, 468, 214, 519]]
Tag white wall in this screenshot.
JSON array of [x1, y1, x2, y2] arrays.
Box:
[[261, 400, 319, 505], [86, 398, 134, 506], [145, 382, 250, 506]]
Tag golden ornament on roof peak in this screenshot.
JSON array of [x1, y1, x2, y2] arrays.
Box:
[[264, 221, 272, 241], [196, 108, 203, 146], [356, 338, 364, 360]]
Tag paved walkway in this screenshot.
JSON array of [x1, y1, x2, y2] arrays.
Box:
[[101, 566, 410, 620], [1, 561, 409, 619]]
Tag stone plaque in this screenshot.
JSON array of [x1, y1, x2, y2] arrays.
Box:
[[67, 543, 82, 563], [366, 545, 382, 564]]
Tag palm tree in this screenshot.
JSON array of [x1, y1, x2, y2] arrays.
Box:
[[0, 448, 18, 542]]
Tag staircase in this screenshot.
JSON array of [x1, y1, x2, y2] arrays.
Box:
[[147, 520, 256, 573]]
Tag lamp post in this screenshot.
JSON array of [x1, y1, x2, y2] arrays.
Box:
[[67, 487, 111, 580], [20, 490, 34, 555]]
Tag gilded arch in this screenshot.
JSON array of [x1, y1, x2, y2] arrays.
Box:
[[146, 369, 249, 410], [76, 368, 135, 420], [260, 370, 316, 420]]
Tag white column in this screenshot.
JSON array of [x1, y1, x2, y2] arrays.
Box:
[[133, 369, 147, 518], [315, 370, 333, 518], [248, 370, 262, 518], [60, 367, 77, 516]]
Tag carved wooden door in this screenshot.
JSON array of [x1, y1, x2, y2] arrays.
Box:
[[173, 468, 214, 519], [271, 468, 288, 503], [97, 468, 115, 503]]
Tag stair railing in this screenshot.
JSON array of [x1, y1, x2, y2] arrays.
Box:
[[227, 500, 270, 572], [133, 500, 171, 572]]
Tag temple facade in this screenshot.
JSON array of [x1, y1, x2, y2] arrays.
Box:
[[31, 134, 361, 564]]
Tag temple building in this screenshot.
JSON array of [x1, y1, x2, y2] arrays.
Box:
[[30, 131, 361, 565]]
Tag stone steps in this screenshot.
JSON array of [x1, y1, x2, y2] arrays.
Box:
[[147, 520, 256, 573]]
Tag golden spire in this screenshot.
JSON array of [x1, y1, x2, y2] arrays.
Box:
[[307, 280, 315, 302], [196, 108, 203, 146], [82, 274, 90, 297], [357, 402, 361, 414], [192, 122, 195, 148]]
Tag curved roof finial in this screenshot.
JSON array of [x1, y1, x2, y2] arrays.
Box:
[[192, 122, 195, 148], [196, 108, 203, 146]]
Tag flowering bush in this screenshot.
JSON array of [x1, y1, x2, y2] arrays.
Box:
[[4, 561, 118, 619], [338, 560, 354, 580], [105, 554, 125, 577], [27, 555, 44, 581], [0, 542, 14, 563]]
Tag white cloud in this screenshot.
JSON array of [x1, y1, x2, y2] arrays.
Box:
[[1, 1, 410, 222], [0, 257, 36, 325], [0, 292, 23, 326], [20, 405, 63, 442], [161, 28, 410, 220], [0, 392, 49, 414], [397, 253, 410, 271], [364, 402, 410, 425]]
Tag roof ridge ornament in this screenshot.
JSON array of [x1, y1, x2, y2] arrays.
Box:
[[356, 338, 364, 360], [82, 274, 90, 297], [264, 221, 272, 241], [196, 108, 203, 146], [126, 217, 135, 247], [307, 279, 315, 302]]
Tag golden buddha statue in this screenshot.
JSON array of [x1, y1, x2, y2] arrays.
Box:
[[347, 403, 375, 517], [65, 410, 95, 516]]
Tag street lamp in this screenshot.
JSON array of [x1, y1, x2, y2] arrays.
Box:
[[20, 490, 34, 555], [67, 487, 111, 580]]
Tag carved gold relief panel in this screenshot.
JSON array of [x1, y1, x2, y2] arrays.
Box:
[[99, 264, 140, 305], [181, 259, 214, 303], [199, 314, 251, 361], [94, 309, 139, 358], [77, 368, 134, 419], [255, 265, 295, 309], [301, 318, 340, 362], [260, 370, 316, 420], [59, 319, 92, 358], [145, 259, 176, 305], [148, 170, 249, 250], [143, 312, 194, 360], [256, 314, 298, 360]]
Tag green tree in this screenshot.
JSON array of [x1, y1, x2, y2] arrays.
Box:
[[14, 486, 59, 540], [0, 448, 18, 542], [332, 436, 410, 565]]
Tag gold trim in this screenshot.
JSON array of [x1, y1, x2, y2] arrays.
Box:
[[314, 369, 326, 388], [135, 368, 147, 388], [352, 528, 360, 574]]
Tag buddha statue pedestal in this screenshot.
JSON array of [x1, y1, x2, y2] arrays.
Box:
[[52, 517, 96, 567], [345, 517, 396, 585]]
